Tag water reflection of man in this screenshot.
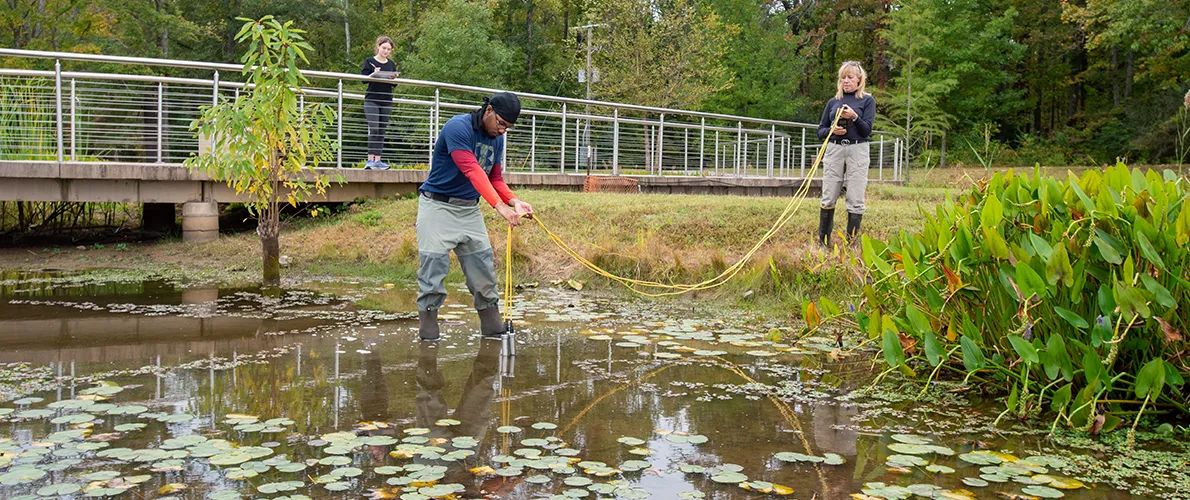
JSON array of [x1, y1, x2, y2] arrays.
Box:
[[416, 339, 501, 442], [414, 339, 502, 498]]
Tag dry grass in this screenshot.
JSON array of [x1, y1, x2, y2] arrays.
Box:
[[0, 185, 953, 306]]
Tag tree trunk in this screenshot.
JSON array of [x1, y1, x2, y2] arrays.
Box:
[[1111, 45, 1119, 108], [563, 0, 569, 41], [1124, 49, 1133, 99], [260, 209, 281, 286], [18, 201, 27, 232], [156, 0, 169, 57], [32, 0, 45, 39], [1032, 49, 1043, 134], [1067, 31, 1086, 123], [224, 0, 240, 61], [525, 0, 534, 81]]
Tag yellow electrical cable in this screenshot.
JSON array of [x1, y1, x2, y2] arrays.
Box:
[[504, 224, 514, 322], [522, 108, 844, 298], [500, 109, 842, 325]]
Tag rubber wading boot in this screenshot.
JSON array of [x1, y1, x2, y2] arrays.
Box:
[[817, 207, 835, 247], [846, 212, 863, 245], [418, 309, 440, 341], [478, 306, 504, 339]]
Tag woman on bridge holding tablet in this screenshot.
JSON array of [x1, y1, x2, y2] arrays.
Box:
[[816, 60, 876, 248], [361, 35, 399, 170]]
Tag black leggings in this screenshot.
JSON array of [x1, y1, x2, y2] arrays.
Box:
[[364, 100, 391, 156]]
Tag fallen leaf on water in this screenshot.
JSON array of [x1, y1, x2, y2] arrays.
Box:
[[366, 487, 400, 499], [470, 466, 496, 477], [158, 483, 187, 494]]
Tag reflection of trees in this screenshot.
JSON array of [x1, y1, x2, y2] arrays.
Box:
[[192, 354, 334, 436], [0, 271, 166, 300]]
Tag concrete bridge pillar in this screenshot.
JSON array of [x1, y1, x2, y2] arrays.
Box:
[[181, 202, 218, 243]]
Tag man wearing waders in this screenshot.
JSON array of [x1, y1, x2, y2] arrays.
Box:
[[417, 92, 534, 341]]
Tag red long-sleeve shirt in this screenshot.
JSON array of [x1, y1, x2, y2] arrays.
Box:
[[450, 150, 516, 207]]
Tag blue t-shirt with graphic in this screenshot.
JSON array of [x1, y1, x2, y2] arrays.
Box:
[[421, 113, 504, 200]]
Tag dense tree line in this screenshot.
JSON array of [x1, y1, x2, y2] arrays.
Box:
[[4, 0, 1189, 166]]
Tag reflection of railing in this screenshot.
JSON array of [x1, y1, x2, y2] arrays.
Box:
[[0, 48, 905, 181]]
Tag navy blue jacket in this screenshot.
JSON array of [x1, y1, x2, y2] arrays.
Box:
[[817, 92, 876, 142]]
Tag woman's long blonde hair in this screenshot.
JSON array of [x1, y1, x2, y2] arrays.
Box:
[[834, 61, 867, 100]]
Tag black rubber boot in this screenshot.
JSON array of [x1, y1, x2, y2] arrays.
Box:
[[846, 212, 863, 245], [477, 305, 504, 339], [418, 309, 440, 341], [817, 207, 835, 247]]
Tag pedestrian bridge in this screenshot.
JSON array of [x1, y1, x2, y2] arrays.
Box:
[[0, 48, 905, 242]]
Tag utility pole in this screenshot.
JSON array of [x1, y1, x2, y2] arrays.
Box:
[[571, 23, 605, 174]]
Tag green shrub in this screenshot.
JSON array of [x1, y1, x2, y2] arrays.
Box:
[[810, 163, 1189, 435]]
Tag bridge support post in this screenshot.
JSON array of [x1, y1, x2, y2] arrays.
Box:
[[182, 202, 218, 243], [142, 203, 177, 235]]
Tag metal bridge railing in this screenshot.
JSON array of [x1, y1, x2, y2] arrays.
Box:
[[0, 48, 905, 181]]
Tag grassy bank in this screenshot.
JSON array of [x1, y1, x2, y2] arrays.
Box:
[[0, 185, 951, 309]]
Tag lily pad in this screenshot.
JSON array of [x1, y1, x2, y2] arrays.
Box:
[[531, 422, 558, 430], [37, 483, 82, 496], [908, 484, 943, 497], [82, 470, 121, 481], [774, 452, 823, 463], [617, 437, 645, 446], [319, 456, 352, 466], [323, 482, 351, 492], [225, 468, 258, 480], [619, 460, 651, 472], [961, 477, 989, 488], [959, 451, 1003, 465], [589, 483, 617, 494], [48, 399, 95, 410], [564, 476, 594, 486], [823, 453, 846, 465], [256, 481, 304, 494], [209, 452, 253, 466], [1021, 486, 1065, 498], [927, 465, 956, 474], [890, 434, 931, 445], [1047, 477, 1085, 490], [276, 463, 308, 473], [710, 471, 748, 484], [886, 454, 929, 467], [15, 409, 54, 419], [362, 436, 398, 447], [861, 482, 913, 500], [106, 405, 148, 416], [496, 426, 522, 434]]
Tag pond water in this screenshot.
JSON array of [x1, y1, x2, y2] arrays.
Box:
[[0, 270, 1182, 499]]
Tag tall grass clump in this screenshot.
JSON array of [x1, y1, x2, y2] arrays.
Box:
[[0, 77, 55, 160], [807, 163, 1189, 437]]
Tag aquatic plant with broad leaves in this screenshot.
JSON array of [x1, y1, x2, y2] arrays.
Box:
[[804, 163, 1189, 437]]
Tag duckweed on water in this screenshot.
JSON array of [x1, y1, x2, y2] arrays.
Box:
[[3, 272, 1189, 499]]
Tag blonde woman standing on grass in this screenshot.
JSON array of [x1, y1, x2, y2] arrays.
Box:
[[816, 61, 876, 247]]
